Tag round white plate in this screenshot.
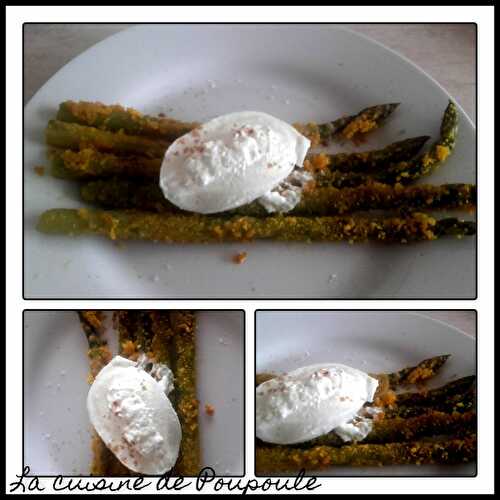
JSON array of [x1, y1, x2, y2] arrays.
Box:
[[24, 24, 476, 298], [23, 311, 245, 476], [256, 311, 476, 476]]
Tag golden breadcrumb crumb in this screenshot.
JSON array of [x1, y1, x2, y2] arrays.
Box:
[[304, 153, 331, 173], [232, 251, 248, 264], [406, 366, 435, 385], [374, 389, 397, 408], [342, 118, 377, 139], [121, 339, 139, 360], [435, 145, 450, 161]]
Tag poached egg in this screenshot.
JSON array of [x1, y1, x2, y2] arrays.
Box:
[[87, 356, 181, 475], [159, 111, 311, 214], [256, 363, 379, 445]]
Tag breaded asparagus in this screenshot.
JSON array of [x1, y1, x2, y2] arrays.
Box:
[[80, 178, 476, 215], [46, 120, 169, 158], [57, 100, 400, 146], [255, 435, 476, 472], [295, 103, 400, 145], [49, 136, 428, 180], [269, 410, 476, 448], [78, 311, 112, 379], [49, 148, 162, 179], [387, 390, 476, 419], [385, 354, 451, 387], [37, 209, 476, 243], [256, 355, 451, 388], [37, 209, 476, 244], [57, 100, 197, 141], [78, 311, 130, 476], [169, 312, 200, 476], [305, 136, 430, 173]]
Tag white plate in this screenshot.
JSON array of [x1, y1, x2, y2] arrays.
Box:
[[23, 310, 245, 476], [24, 24, 476, 298], [256, 311, 476, 476]]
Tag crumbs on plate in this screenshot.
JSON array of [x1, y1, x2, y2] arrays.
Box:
[[232, 252, 248, 264]]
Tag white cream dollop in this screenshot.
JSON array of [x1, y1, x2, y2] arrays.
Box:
[[159, 111, 311, 214], [87, 356, 181, 475], [256, 363, 379, 445]]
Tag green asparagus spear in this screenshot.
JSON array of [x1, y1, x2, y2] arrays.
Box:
[[36, 208, 476, 244], [148, 310, 175, 366], [80, 311, 130, 477], [114, 310, 200, 477], [49, 136, 428, 180], [260, 355, 452, 405], [80, 178, 178, 212], [340, 103, 401, 140], [169, 312, 200, 476], [57, 100, 400, 147], [314, 101, 459, 188], [46, 120, 169, 157], [282, 410, 476, 448], [78, 311, 107, 349], [50, 156, 78, 179], [377, 100, 459, 184], [49, 148, 162, 179], [306, 136, 430, 173], [312, 168, 383, 189], [255, 435, 476, 472], [256, 356, 452, 389], [146, 310, 201, 476], [78, 311, 112, 379], [385, 354, 451, 387], [89, 311, 143, 477], [396, 375, 476, 405], [115, 310, 156, 353], [57, 101, 197, 141], [257, 373, 475, 406], [387, 390, 475, 419], [80, 178, 476, 216], [296, 103, 400, 146]]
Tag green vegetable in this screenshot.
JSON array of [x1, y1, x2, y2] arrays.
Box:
[[46, 120, 169, 157], [169, 312, 200, 476], [80, 178, 476, 216], [321, 136, 430, 173], [298, 102, 400, 145], [57, 100, 196, 141], [280, 411, 476, 448], [49, 148, 162, 179], [256, 435, 476, 472], [37, 208, 476, 244]]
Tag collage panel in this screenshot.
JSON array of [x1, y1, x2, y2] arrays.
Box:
[[23, 310, 245, 477], [255, 310, 477, 477], [23, 23, 476, 300]]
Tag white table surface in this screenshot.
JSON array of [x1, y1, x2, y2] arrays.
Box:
[[24, 23, 476, 122]]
